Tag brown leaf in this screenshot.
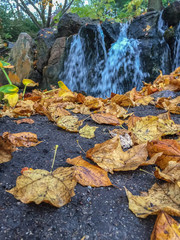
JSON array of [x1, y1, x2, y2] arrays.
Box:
[[154, 161, 180, 183], [0, 136, 15, 164], [13, 100, 35, 117], [151, 212, 180, 240], [2, 132, 42, 148], [135, 95, 154, 106], [7, 167, 77, 207], [91, 113, 124, 126], [156, 96, 180, 114], [72, 104, 91, 115], [66, 156, 112, 187], [125, 182, 180, 218], [86, 135, 159, 173], [111, 94, 135, 107], [15, 118, 35, 125], [147, 139, 180, 169]]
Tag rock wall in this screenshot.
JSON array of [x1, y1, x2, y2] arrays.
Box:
[[1, 1, 179, 96]]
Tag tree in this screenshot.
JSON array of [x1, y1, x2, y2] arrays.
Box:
[[9, 0, 76, 29], [148, 0, 163, 11]]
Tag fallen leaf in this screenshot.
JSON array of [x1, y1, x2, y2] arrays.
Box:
[[101, 102, 127, 118], [0, 136, 15, 164], [66, 156, 112, 187], [15, 118, 35, 125], [84, 96, 103, 110], [57, 116, 83, 132], [2, 132, 42, 148], [91, 113, 124, 126], [130, 115, 180, 144], [79, 124, 98, 139], [156, 96, 180, 114], [154, 161, 180, 183], [151, 212, 180, 240], [125, 182, 180, 218], [7, 167, 77, 207], [86, 135, 160, 173], [13, 100, 35, 117], [147, 139, 180, 169], [111, 94, 134, 107], [72, 104, 91, 115], [135, 95, 154, 106]]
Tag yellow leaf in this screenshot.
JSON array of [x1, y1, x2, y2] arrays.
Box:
[[4, 93, 19, 107], [7, 167, 77, 207], [79, 124, 98, 139], [66, 156, 112, 187], [58, 81, 70, 91], [151, 212, 180, 240], [130, 115, 180, 144], [22, 79, 39, 87], [57, 116, 83, 132], [125, 182, 180, 218]]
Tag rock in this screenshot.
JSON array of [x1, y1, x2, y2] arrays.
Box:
[[128, 11, 159, 39], [162, 1, 180, 26], [42, 37, 66, 89], [35, 28, 57, 74], [151, 90, 177, 100], [6, 33, 35, 86], [57, 13, 99, 38], [164, 27, 175, 47], [101, 20, 121, 49]]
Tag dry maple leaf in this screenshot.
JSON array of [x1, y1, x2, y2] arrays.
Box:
[[79, 124, 98, 139], [13, 100, 35, 117], [15, 118, 35, 125], [147, 139, 180, 169], [2, 132, 42, 148], [101, 102, 127, 118], [72, 104, 91, 115], [125, 182, 180, 218], [151, 212, 180, 240], [135, 95, 154, 106], [57, 116, 83, 132], [111, 94, 135, 107], [7, 167, 77, 207], [86, 135, 161, 173], [154, 161, 180, 183], [91, 113, 124, 126], [0, 136, 15, 164], [156, 96, 180, 114], [84, 96, 103, 110], [66, 156, 112, 187], [129, 115, 180, 144]]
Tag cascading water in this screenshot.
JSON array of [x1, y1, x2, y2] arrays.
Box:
[[60, 24, 107, 94], [94, 23, 147, 97], [157, 12, 171, 74], [173, 23, 180, 70]]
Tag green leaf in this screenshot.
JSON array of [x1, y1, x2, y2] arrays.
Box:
[[0, 84, 19, 94]]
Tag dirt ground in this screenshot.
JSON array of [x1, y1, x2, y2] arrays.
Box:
[[0, 103, 180, 240]]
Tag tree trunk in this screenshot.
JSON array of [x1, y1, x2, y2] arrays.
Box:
[[148, 0, 163, 11]]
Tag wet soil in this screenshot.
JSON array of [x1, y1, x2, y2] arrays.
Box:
[[0, 104, 180, 240]]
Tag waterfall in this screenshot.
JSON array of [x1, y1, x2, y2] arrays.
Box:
[[173, 23, 180, 70], [157, 12, 171, 74], [60, 24, 107, 94], [94, 23, 147, 97]]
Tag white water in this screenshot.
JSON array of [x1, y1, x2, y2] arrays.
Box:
[[173, 23, 180, 70], [94, 23, 147, 97]]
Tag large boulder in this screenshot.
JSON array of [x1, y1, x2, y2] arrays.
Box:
[[35, 28, 57, 74], [101, 20, 121, 50], [162, 1, 180, 26], [57, 13, 99, 38], [42, 37, 66, 89], [6, 33, 35, 86], [128, 11, 171, 83]]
